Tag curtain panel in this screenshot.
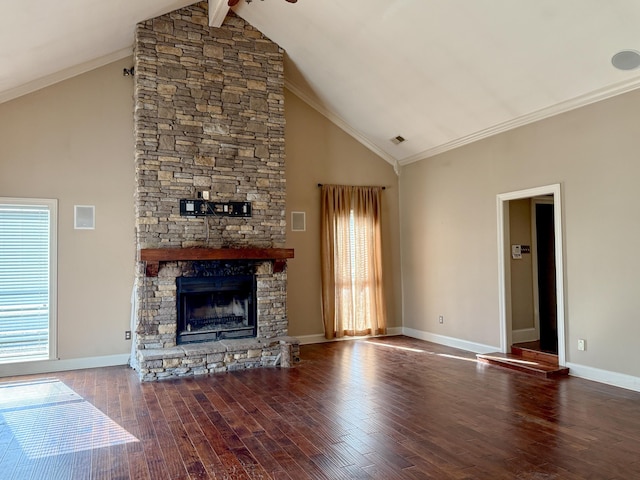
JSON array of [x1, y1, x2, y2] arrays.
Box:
[[320, 185, 387, 339]]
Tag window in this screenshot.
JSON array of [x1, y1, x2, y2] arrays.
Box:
[[0, 198, 57, 363], [320, 185, 386, 339]]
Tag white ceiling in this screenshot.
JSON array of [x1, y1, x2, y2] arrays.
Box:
[[3, 1, 640, 166]]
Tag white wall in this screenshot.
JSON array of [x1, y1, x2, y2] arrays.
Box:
[[400, 88, 640, 379]]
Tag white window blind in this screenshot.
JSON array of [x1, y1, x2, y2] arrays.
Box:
[[0, 200, 56, 363]]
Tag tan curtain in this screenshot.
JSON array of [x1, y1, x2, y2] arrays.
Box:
[[321, 185, 387, 339]]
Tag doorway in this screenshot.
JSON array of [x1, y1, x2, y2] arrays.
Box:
[[497, 184, 566, 366], [532, 198, 558, 353]]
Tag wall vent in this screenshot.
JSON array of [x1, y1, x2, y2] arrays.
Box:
[[74, 205, 95, 230], [291, 211, 306, 232]]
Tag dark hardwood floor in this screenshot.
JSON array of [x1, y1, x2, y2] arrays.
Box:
[[1, 336, 640, 479]]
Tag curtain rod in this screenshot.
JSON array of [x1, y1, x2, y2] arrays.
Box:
[[317, 183, 386, 190]]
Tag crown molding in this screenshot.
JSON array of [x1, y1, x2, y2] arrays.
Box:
[[398, 76, 640, 166], [0, 48, 132, 105], [284, 79, 397, 168]]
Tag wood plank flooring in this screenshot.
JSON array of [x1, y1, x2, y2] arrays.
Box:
[[1, 335, 640, 479]]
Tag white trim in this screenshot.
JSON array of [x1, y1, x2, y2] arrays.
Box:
[[0, 48, 132, 105], [208, 0, 229, 28], [49, 199, 58, 361], [0, 354, 130, 378], [497, 184, 566, 365], [296, 327, 403, 345], [497, 199, 512, 351], [297, 334, 331, 345], [402, 327, 498, 354], [511, 328, 538, 344], [567, 362, 640, 393], [284, 82, 398, 167], [398, 77, 640, 165]]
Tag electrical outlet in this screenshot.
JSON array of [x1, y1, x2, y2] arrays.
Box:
[[578, 338, 586, 351], [438, 315, 444, 324], [125, 330, 131, 340]]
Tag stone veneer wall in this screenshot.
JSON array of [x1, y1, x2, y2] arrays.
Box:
[[132, 2, 296, 380]]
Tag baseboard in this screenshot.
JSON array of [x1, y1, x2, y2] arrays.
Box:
[[566, 362, 640, 393], [512, 328, 538, 344], [296, 327, 403, 345], [402, 327, 499, 354], [0, 353, 131, 378]]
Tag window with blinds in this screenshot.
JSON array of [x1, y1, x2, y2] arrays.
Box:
[[0, 199, 57, 363]]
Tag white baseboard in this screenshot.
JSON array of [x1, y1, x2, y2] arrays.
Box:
[[402, 327, 499, 354], [0, 353, 130, 378], [297, 327, 403, 345], [295, 334, 327, 345], [566, 362, 640, 393], [512, 328, 538, 343]]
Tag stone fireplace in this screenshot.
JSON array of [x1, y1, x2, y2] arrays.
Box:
[[131, 2, 298, 381]]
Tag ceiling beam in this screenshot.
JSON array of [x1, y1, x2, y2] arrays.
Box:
[[209, 0, 229, 28]]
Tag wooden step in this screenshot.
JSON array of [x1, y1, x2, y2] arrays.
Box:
[[511, 345, 559, 365], [476, 352, 569, 378]]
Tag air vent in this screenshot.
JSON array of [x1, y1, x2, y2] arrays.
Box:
[[390, 135, 406, 145], [74, 205, 95, 229], [291, 211, 306, 232]]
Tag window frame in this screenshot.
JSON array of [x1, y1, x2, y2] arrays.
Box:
[[0, 197, 58, 363]]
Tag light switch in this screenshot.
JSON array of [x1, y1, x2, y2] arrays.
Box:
[[511, 244, 522, 259]]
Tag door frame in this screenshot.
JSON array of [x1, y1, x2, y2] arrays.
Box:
[[496, 184, 566, 365]]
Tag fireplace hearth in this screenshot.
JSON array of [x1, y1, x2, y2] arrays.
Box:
[[177, 275, 256, 344]]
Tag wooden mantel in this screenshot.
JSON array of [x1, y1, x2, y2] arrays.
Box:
[[139, 247, 295, 277]]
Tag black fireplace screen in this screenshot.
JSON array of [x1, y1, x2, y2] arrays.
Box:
[[176, 275, 256, 344]]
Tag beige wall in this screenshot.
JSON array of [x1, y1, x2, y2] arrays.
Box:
[[400, 88, 640, 377], [509, 198, 534, 332], [0, 57, 135, 361], [284, 89, 402, 338]]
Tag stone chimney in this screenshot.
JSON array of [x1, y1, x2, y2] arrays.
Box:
[[131, 2, 296, 380]]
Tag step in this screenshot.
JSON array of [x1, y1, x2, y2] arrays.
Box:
[[511, 345, 559, 365], [476, 352, 569, 378]]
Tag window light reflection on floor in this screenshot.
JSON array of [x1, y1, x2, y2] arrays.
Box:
[[363, 340, 479, 363], [0, 379, 138, 459]]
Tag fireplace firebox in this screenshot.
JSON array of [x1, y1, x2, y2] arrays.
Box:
[[176, 275, 257, 344]]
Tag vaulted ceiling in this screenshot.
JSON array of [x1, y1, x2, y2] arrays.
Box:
[[3, 0, 640, 165]]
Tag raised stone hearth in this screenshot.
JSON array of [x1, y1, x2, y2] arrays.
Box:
[[138, 337, 299, 380], [131, 3, 296, 380]]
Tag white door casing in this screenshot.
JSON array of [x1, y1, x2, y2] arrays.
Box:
[[496, 184, 566, 365]]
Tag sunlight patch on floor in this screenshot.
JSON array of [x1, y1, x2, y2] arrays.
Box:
[[364, 340, 479, 363], [0, 378, 138, 459], [436, 353, 479, 363], [480, 355, 538, 366], [363, 340, 426, 353]]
